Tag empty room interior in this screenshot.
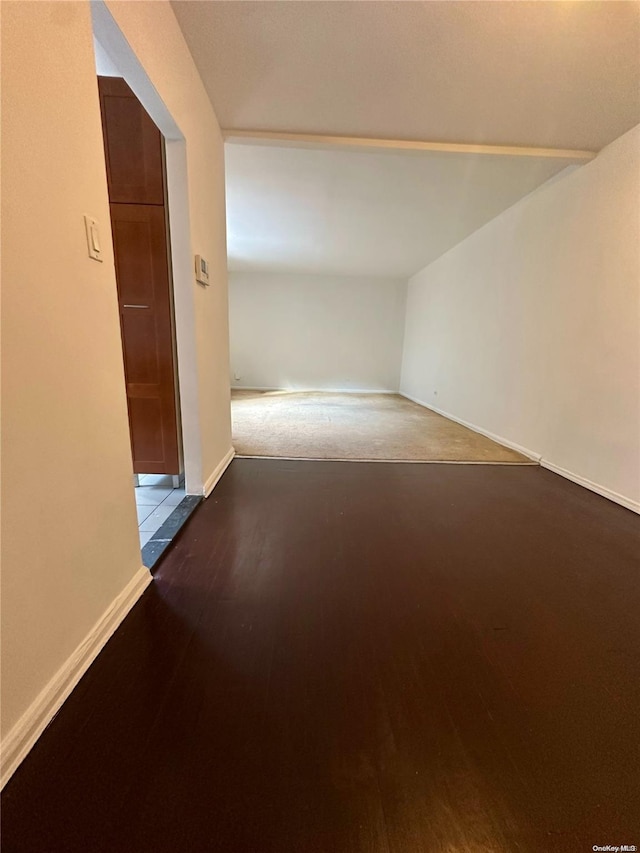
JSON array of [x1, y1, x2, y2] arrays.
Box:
[[2, 1, 639, 851], [225, 142, 586, 466]]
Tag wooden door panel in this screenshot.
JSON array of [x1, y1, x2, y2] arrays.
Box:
[[110, 219, 157, 306], [98, 75, 181, 476], [120, 311, 158, 384], [98, 77, 164, 205], [128, 397, 165, 465], [110, 203, 179, 474]]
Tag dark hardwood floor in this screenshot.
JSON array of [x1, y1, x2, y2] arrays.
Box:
[[2, 460, 639, 852]]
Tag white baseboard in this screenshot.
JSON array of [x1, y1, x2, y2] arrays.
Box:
[[540, 459, 640, 514], [232, 386, 398, 395], [203, 446, 235, 497], [400, 392, 542, 462], [1, 565, 152, 789], [402, 392, 640, 513]]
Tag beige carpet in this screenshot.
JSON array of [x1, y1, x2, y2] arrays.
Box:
[[231, 391, 531, 463]]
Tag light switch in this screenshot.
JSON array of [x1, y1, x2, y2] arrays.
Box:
[[84, 215, 103, 262], [90, 224, 101, 253]]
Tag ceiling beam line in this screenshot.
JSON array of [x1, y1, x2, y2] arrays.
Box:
[[222, 129, 597, 161]]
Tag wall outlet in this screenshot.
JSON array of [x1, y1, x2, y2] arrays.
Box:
[[234, 372, 242, 381], [433, 390, 438, 396]]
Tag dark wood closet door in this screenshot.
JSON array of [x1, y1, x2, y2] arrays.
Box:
[[98, 76, 180, 475], [110, 203, 179, 474], [98, 77, 164, 205]]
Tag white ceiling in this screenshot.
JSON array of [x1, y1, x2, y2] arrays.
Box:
[[225, 142, 579, 278], [172, 0, 640, 151], [173, 0, 639, 278]]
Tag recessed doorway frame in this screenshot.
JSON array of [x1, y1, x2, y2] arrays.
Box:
[[92, 0, 204, 496]]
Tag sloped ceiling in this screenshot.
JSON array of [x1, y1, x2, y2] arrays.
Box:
[[225, 143, 580, 277], [171, 1, 640, 277], [172, 0, 640, 151]]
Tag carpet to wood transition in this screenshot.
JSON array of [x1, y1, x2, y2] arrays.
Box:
[[231, 390, 530, 463]]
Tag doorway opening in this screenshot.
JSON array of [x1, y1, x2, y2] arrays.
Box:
[[96, 75, 188, 557], [92, 8, 203, 567]]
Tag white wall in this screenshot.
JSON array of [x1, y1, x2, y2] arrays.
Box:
[[224, 141, 578, 279], [401, 124, 640, 510], [1, 0, 145, 751], [229, 272, 407, 391], [1, 0, 231, 780]]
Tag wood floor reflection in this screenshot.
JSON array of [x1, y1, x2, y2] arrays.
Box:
[[2, 459, 639, 852]]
